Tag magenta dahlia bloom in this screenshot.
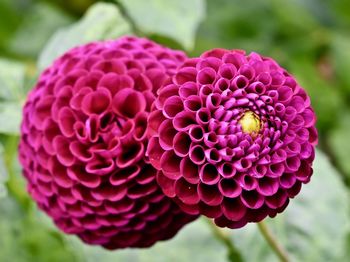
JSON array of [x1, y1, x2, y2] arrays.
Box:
[[18, 36, 197, 249], [147, 48, 318, 229]]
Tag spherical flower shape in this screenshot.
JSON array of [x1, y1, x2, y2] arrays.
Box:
[[18, 36, 197, 249], [147, 49, 318, 229]]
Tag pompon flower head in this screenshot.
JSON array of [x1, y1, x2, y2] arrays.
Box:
[[147, 48, 318, 229], [18, 36, 197, 249]]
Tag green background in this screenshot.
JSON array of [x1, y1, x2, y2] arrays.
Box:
[[1, 0, 350, 261]]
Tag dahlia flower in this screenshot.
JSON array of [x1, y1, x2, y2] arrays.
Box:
[[147, 48, 318, 228], [19, 36, 197, 249]]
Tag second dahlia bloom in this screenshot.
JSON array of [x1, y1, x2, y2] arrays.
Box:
[[147, 49, 318, 228], [18, 36, 197, 249]]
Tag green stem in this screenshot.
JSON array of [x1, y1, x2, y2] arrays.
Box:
[[257, 221, 290, 262], [205, 218, 244, 262]]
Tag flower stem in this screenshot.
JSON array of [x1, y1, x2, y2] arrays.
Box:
[[257, 221, 290, 262], [205, 218, 243, 262]]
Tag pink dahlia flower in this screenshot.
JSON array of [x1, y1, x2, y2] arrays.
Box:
[[19, 36, 197, 249], [147, 49, 318, 229]]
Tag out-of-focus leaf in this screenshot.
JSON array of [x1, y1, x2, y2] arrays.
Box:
[[331, 34, 350, 96], [66, 218, 226, 262], [288, 59, 344, 133], [9, 2, 74, 58], [230, 150, 350, 261], [118, 0, 205, 50], [292, 0, 334, 26], [328, 112, 350, 179], [331, 0, 350, 27], [0, 0, 24, 51], [0, 197, 79, 262], [0, 102, 22, 135], [42, 0, 96, 16], [38, 2, 132, 70], [0, 58, 25, 101], [0, 143, 8, 198], [0, 58, 24, 135], [2, 135, 31, 209], [193, 0, 323, 57], [0, 196, 26, 262]]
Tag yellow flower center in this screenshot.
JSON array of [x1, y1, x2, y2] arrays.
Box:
[[239, 111, 261, 136]]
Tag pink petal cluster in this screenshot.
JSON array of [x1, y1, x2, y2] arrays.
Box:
[[18, 36, 197, 249], [147, 48, 318, 228]]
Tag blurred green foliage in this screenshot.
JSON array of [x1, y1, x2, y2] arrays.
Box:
[[1, 0, 350, 261], [38, 2, 131, 70], [0, 197, 79, 262], [117, 0, 205, 50]]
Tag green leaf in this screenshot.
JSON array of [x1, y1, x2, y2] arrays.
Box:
[[230, 150, 350, 261], [0, 59, 26, 135], [0, 197, 27, 261], [228, 251, 244, 262], [328, 111, 350, 179], [0, 58, 25, 101], [0, 0, 23, 51], [38, 2, 132, 70], [118, 0, 205, 50], [0, 143, 8, 198], [2, 135, 31, 209], [0, 197, 79, 262], [0, 102, 22, 135], [65, 218, 227, 262], [193, 0, 323, 57], [331, 0, 350, 27], [8, 2, 74, 58], [331, 34, 350, 95], [288, 59, 344, 133]]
